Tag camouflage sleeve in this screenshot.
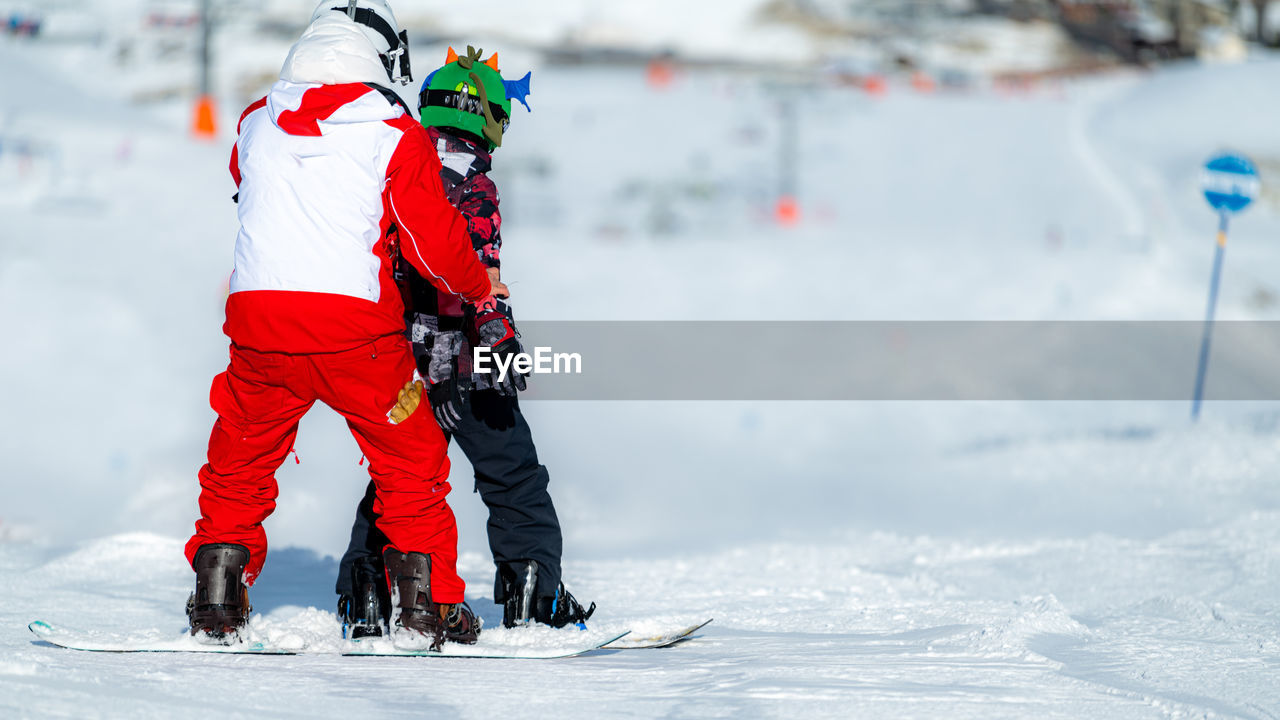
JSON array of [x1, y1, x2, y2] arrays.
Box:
[[457, 171, 502, 269], [426, 330, 464, 385]]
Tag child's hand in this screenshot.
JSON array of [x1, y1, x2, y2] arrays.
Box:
[[428, 377, 467, 432], [466, 298, 527, 397]]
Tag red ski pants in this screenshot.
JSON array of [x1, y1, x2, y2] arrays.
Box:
[[184, 334, 464, 602]]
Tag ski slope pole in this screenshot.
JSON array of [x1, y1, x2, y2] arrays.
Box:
[[1192, 152, 1259, 421], [1191, 212, 1228, 421], [192, 0, 217, 138]]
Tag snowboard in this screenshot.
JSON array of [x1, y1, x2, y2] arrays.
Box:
[[29, 620, 298, 655], [342, 629, 630, 659], [30, 619, 628, 659], [602, 618, 713, 650], [30, 618, 710, 657]]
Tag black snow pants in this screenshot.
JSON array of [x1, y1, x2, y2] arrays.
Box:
[[335, 390, 564, 602]]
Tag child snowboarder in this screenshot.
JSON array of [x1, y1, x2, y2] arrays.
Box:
[[336, 47, 595, 637]]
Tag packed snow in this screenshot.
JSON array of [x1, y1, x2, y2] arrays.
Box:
[[2, 5, 1280, 718]]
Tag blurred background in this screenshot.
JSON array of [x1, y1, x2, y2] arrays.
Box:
[[1, 0, 1279, 566]]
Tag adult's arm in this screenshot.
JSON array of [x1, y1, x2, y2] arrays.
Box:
[[384, 121, 493, 304]]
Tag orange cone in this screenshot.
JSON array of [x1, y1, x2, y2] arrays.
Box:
[[775, 196, 800, 226], [193, 94, 218, 139], [646, 59, 675, 90]]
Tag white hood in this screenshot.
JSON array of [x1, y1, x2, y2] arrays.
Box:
[[279, 14, 389, 86]]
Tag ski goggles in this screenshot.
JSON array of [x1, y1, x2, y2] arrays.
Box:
[[419, 88, 511, 133]]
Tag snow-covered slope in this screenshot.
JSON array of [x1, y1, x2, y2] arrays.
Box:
[[2, 13, 1280, 718], [4, 506, 1280, 717]]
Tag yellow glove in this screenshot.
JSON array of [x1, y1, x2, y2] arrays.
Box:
[[387, 373, 426, 425]]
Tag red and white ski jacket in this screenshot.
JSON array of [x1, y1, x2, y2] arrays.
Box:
[[224, 17, 491, 354]]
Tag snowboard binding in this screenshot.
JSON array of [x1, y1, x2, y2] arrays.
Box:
[[383, 549, 480, 651], [339, 556, 391, 639], [498, 560, 595, 629], [186, 544, 252, 644]]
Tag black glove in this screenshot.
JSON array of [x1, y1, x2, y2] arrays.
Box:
[[417, 330, 469, 433], [466, 297, 527, 396], [427, 376, 468, 433]]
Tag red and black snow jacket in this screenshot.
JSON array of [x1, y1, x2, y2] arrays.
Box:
[[398, 127, 503, 328]]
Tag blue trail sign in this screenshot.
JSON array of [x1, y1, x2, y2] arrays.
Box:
[[1193, 153, 1260, 420]]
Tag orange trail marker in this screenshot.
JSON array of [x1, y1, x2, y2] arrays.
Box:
[[775, 196, 800, 226], [646, 59, 675, 89], [193, 94, 217, 139]]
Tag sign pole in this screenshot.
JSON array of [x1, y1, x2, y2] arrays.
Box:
[[1192, 152, 1259, 421], [192, 0, 217, 139], [1191, 211, 1229, 421]]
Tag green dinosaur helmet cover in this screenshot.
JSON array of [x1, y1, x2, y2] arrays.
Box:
[[418, 46, 531, 150]]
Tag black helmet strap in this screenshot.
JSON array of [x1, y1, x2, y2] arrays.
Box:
[[329, 4, 411, 84]]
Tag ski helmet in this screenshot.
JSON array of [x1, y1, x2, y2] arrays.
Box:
[[310, 0, 411, 85], [418, 46, 532, 150]]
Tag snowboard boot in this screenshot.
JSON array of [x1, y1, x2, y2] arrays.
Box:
[[383, 549, 480, 651], [338, 556, 390, 639], [186, 544, 251, 643], [498, 560, 596, 629]]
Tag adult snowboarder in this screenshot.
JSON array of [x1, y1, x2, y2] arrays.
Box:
[[335, 47, 594, 637], [186, 1, 506, 651]]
